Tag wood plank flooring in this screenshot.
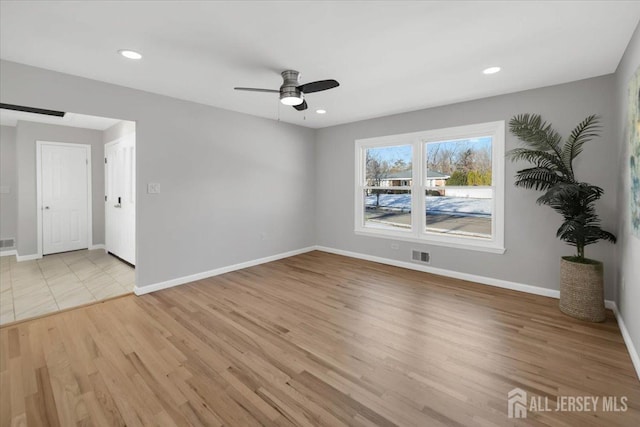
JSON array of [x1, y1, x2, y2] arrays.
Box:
[[1, 251, 638, 426]]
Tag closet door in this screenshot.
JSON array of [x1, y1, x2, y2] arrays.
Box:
[[41, 143, 90, 255]]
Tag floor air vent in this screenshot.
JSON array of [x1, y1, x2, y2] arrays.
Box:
[[0, 238, 15, 249], [412, 250, 430, 264]]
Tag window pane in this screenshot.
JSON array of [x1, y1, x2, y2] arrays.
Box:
[[365, 189, 411, 231], [425, 137, 492, 186], [425, 189, 492, 238], [365, 145, 412, 187]]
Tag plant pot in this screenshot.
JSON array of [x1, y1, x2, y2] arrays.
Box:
[[559, 257, 605, 322]]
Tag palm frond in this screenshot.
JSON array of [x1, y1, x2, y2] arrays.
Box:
[[556, 220, 580, 244], [536, 182, 580, 206], [509, 114, 569, 177], [508, 148, 566, 171], [513, 167, 560, 191], [580, 184, 604, 204], [585, 228, 617, 244], [561, 115, 600, 176]]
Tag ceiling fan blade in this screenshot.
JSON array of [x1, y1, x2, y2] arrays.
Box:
[[293, 100, 308, 111], [297, 79, 339, 94], [234, 87, 280, 93]]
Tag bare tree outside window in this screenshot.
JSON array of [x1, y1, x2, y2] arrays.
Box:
[[426, 138, 492, 186], [365, 151, 390, 206], [363, 145, 412, 230], [424, 137, 493, 238]]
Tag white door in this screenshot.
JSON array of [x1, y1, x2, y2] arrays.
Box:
[[105, 133, 136, 265], [41, 144, 90, 255]]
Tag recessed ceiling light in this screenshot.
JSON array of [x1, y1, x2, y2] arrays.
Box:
[[483, 66, 501, 75], [118, 49, 142, 60], [316, 109, 327, 114]]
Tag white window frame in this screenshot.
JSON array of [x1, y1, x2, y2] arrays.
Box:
[[354, 121, 505, 254]]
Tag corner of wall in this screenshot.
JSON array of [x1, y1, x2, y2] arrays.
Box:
[[613, 20, 640, 380], [312, 127, 321, 246]]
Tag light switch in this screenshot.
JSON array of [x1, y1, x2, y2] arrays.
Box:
[[147, 183, 161, 194]]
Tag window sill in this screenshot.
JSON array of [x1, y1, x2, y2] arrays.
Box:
[[354, 229, 506, 254]]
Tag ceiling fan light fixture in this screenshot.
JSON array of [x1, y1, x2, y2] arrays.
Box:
[[280, 96, 304, 106], [280, 87, 304, 106]]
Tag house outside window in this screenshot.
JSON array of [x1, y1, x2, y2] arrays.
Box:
[[355, 121, 505, 253]]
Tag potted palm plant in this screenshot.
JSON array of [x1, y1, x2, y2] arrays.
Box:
[[508, 114, 616, 322]]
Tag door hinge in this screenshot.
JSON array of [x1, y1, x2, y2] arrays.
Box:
[[104, 158, 107, 164], [105, 195, 107, 202]]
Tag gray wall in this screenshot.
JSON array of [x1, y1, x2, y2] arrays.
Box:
[[614, 23, 640, 365], [0, 58, 626, 304], [316, 75, 618, 299], [0, 125, 17, 248], [0, 60, 316, 288], [104, 120, 135, 143], [15, 121, 105, 254]]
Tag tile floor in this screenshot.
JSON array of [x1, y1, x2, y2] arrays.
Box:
[[0, 249, 134, 325]]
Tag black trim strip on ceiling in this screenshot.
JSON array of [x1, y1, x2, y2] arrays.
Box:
[[0, 103, 66, 117]]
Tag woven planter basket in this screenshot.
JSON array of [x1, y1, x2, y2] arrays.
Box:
[[559, 257, 605, 322]]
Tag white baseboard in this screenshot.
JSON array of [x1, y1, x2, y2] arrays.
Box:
[[0, 250, 16, 257], [15, 246, 103, 262], [134, 246, 317, 296], [606, 301, 640, 380], [16, 253, 41, 262], [315, 245, 562, 298]]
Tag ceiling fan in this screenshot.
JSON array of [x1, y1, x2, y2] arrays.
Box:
[[234, 70, 339, 111]]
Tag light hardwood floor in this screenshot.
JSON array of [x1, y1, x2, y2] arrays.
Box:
[[0, 251, 638, 426]]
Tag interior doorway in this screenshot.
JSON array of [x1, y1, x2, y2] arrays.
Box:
[[0, 104, 137, 325]]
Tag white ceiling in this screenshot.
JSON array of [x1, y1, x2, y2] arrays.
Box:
[[1, 1, 639, 129], [0, 108, 121, 130]]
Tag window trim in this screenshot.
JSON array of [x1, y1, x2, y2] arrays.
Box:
[[354, 121, 505, 254]]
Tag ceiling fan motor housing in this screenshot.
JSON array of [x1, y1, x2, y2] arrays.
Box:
[[280, 70, 303, 103]]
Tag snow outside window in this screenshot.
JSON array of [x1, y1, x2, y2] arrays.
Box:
[[355, 121, 505, 253]]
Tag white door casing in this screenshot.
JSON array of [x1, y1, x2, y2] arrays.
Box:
[[39, 142, 91, 255], [105, 133, 136, 265]]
